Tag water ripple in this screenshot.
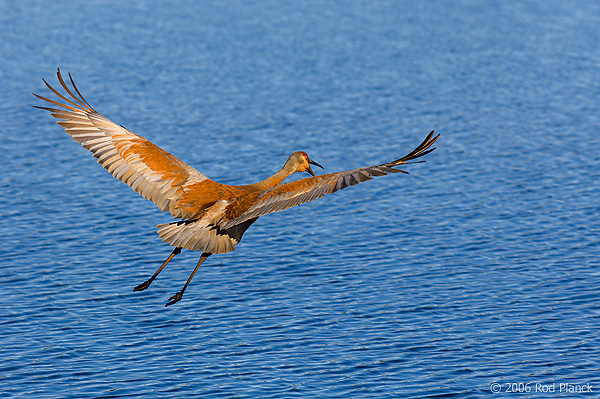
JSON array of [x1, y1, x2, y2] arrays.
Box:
[[2, 0, 600, 397]]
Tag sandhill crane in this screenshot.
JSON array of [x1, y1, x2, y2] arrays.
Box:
[[34, 69, 439, 306]]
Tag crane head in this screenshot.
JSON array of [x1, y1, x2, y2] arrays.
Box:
[[287, 151, 324, 177]]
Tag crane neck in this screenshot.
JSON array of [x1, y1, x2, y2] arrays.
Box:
[[250, 161, 297, 192]]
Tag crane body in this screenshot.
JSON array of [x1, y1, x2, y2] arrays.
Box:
[[35, 69, 439, 306]]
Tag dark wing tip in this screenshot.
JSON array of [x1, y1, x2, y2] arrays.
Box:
[[388, 130, 440, 167], [34, 68, 96, 113]]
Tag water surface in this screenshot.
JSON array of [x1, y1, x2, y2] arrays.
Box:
[[1, 1, 599, 397]]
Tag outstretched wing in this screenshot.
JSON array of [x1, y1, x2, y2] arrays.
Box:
[[221, 131, 439, 229], [34, 69, 209, 219]]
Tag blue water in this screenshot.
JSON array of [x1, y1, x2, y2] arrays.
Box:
[[1, 0, 599, 397]]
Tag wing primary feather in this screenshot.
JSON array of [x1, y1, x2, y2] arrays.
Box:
[[41, 78, 85, 112], [55, 69, 92, 111], [33, 105, 67, 114], [32, 93, 81, 113], [390, 131, 439, 165], [67, 71, 96, 112]]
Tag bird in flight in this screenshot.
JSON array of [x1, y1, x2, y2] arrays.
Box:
[[35, 69, 439, 306]]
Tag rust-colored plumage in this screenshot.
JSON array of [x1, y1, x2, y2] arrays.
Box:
[[35, 69, 439, 306]]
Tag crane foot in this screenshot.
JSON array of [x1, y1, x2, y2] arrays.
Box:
[[165, 292, 183, 307], [133, 280, 151, 292]]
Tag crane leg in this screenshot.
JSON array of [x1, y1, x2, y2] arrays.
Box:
[[165, 252, 211, 307], [133, 247, 182, 292]]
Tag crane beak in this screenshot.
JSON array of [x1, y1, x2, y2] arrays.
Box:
[[307, 158, 324, 177]]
